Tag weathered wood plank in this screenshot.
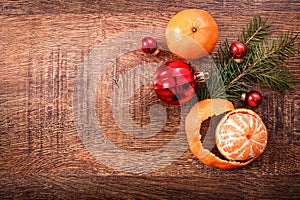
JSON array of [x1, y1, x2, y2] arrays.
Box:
[[0, 174, 299, 199]]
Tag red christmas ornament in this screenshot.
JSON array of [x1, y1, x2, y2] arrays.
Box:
[[241, 91, 262, 107], [141, 37, 160, 56], [153, 60, 196, 105], [230, 41, 247, 63]]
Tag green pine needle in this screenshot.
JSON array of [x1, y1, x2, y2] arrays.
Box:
[[197, 16, 299, 101]]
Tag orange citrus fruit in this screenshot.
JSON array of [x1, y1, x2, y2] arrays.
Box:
[[215, 108, 268, 161], [185, 99, 268, 169], [166, 9, 218, 60]]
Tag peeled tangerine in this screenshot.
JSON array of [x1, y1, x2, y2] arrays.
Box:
[[185, 99, 268, 169], [166, 9, 218, 60]]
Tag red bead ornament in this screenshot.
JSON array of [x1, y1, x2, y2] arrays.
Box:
[[230, 41, 247, 58], [153, 60, 196, 105], [230, 41, 247, 63], [141, 37, 160, 56], [241, 91, 262, 107]]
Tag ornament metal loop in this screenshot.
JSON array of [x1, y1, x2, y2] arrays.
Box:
[[194, 70, 210, 83]]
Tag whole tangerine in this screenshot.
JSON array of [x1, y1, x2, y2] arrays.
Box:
[[166, 9, 218, 60], [215, 108, 268, 161]]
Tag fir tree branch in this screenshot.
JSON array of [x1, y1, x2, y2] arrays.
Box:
[[238, 16, 272, 45], [245, 33, 298, 93], [224, 32, 298, 99], [197, 16, 299, 101]]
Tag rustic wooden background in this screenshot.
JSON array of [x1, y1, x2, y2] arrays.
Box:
[[0, 0, 299, 199]]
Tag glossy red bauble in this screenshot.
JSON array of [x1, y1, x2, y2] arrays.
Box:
[[141, 37, 159, 55], [241, 91, 262, 107], [153, 60, 196, 105], [230, 41, 247, 58]]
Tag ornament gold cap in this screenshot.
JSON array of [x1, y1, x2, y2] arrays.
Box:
[[194, 71, 210, 83], [241, 92, 246, 101], [151, 48, 161, 56], [234, 58, 244, 63]]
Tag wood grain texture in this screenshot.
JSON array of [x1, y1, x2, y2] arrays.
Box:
[[0, 0, 299, 199]]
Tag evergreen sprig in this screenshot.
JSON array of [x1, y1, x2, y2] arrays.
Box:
[[239, 16, 272, 45], [197, 16, 299, 101]]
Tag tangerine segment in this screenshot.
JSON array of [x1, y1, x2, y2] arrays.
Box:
[[215, 109, 268, 161]]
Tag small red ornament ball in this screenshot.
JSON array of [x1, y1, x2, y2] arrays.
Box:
[[241, 91, 262, 107], [153, 60, 196, 105], [230, 41, 247, 58], [141, 37, 159, 55]]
